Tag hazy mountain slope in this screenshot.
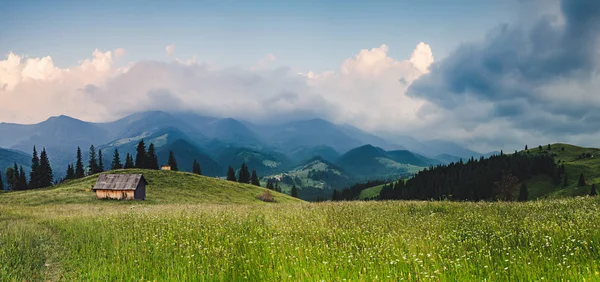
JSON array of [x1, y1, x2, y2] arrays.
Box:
[[156, 139, 222, 176], [288, 145, 340, 164], [336, 145, 424, 179], [214, 147, 291, 176]]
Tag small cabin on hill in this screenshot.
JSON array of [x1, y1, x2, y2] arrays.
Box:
[[92, 174, 147, 200], [161, 165, 171, 171]]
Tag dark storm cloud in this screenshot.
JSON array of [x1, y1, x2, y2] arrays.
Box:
[[408, 0, 600, 132]]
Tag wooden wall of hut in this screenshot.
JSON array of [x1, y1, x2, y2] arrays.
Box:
[[95, 190, 135, 200]]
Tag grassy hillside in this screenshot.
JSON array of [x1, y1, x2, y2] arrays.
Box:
[[0, 169, 301, 205], [523, 143, 600, 198], [1, 197, 600, 280]]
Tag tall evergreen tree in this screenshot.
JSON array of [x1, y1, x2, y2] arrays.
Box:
[[547, 144, 551, 150], [124, 153, 135, 169], [525, 145, 528, 150], [518, 183, 528, 202], [250, 169, 260, 186], [29, 146, 40, 189], [590, 184, 597, 196], [75, 147, 85, 179], [18, 166, 28, 190], [192, 160, 202, 175], [39, 148, 53, 187], [227, 166, 236, 181], [266, 179, 274, 190], [98, 149, 104, 172], [331, 189, 339, 201], [147, 143, 159, 170], [111, 149, 122, 170], [563, 172, 569, 187], [238, 162, 250, 184], [135, 140, 147, 168], [66, 164, 75, 180], [578, 173, 586, 187], [5, 166, 17, 190], [167, 151, 178, 171], [88, 145, 98, 175], [291, 184, 298, 198]]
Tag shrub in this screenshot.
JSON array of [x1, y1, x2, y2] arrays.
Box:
[[257, 190, 275, 202]]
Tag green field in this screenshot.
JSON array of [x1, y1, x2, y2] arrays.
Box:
[[2, 168, 600, 280]]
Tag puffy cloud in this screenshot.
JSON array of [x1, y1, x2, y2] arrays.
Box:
[[407, 0, 600, 150], [165, 44, 176, 56]]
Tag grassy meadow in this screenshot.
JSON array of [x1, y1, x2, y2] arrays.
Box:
[[2, 191, 600, 280]]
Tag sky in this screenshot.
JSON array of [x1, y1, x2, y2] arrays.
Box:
[[1, 0, 599, 153]]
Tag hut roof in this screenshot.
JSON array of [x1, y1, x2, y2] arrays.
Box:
[[92, 174, 147, 191]]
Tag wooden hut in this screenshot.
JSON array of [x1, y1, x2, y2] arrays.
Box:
[[92, 174, 147, 200]]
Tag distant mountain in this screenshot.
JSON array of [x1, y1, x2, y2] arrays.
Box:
[[288, 145, 340, 164], [214, 147, 292, 176], [156, 139, 222, 176], [421, 140, 483, 159], [262, 156, 353, 201], [99, 111, 204, 142], [336, 145, 431, 180], [173, 113, 264, 147], [250, 118, 375, 153], [434, 154, 463, 164]]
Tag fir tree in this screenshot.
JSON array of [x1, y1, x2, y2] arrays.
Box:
[[192, 160, 202, 175], [518, 183, 528, 202], [250, 169, 260, 186], [547, 144, 551, 150], [291, 184, 298, 198], [29, 146, 40, 189], [88, 145, 98, 175], [578, 173, 586, 187], [66, 164, 75, 180], [590, 184, 597, 196], [167, 151, 178, 171], [563, 172, 569, 187], [538, 145, 543, 151], [39, 148, 53, 187], [111, 149, 122, 170], [227, 166, 236, 181], [147, 143, 158, 170], [275, 182, 280, 193], [238, 162, 250, 184], [75, 147, 85, 179], [18, 166, 28, 190], [266, 180, 273, 190], [135, 140, 147, 168], [525, 145, 528, 150], [98, 149, 104, 172], [331, 189, 339, 201], [5, 166, 17, 190], [124, 153, 135, 169]]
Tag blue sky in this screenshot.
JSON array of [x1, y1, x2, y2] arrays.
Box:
[[0, 0, 517, 72]]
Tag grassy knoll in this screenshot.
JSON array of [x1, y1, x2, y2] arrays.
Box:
[[2, 196, 600, 281], [0, 169, 301, 206]]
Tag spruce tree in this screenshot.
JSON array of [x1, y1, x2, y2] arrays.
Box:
[[578, 173, 586, 187], [167, 151, 178, 171], [238, 162, 250, 184], [111, 149, 122, 170], [332, 189, 339, 201], [98, 149, 104, 172], [563, 172, 568, 187], [518, 183, 528, 202], [250, 169, 260, 186], [525, 145, 528, 150], [66, 164, 74, 180], [5, 166, 16, 190], [39, 148, 53, 187], [147, 143, 158, 170], [547, 144, 551, 150], [291, 184, 298, 198], [135, 140, 147, 168], [192, 160, 202, 175], [590, 184, 597, 196], [124, 153, 135, 169], [227, 166, 236, 181], [266, 180, 273, 190], [18, 166, 28, 190], [29, 146, 40, 189], [88, 145, 98, 175], [75, 147, 85, 179]]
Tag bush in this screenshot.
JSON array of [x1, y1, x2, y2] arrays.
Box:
[[257, 190, 275, 202]]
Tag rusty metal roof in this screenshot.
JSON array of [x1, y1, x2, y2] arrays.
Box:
[[92, 174, 147, 191]]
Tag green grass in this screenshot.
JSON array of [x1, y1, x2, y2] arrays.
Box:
[[0, 169, 301, 206], [2, 197, 600, 280], [358, 184, 385, 200]]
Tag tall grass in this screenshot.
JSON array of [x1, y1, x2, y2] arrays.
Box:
[[2, 198, 600, 281]]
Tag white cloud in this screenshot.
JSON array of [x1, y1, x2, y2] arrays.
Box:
[[165, 44, 176, 56]]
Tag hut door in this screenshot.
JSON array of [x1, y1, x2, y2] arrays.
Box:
[[122, 192, 127, 199]]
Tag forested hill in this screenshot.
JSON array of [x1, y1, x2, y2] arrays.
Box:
[[378, 151, 558, 201]]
